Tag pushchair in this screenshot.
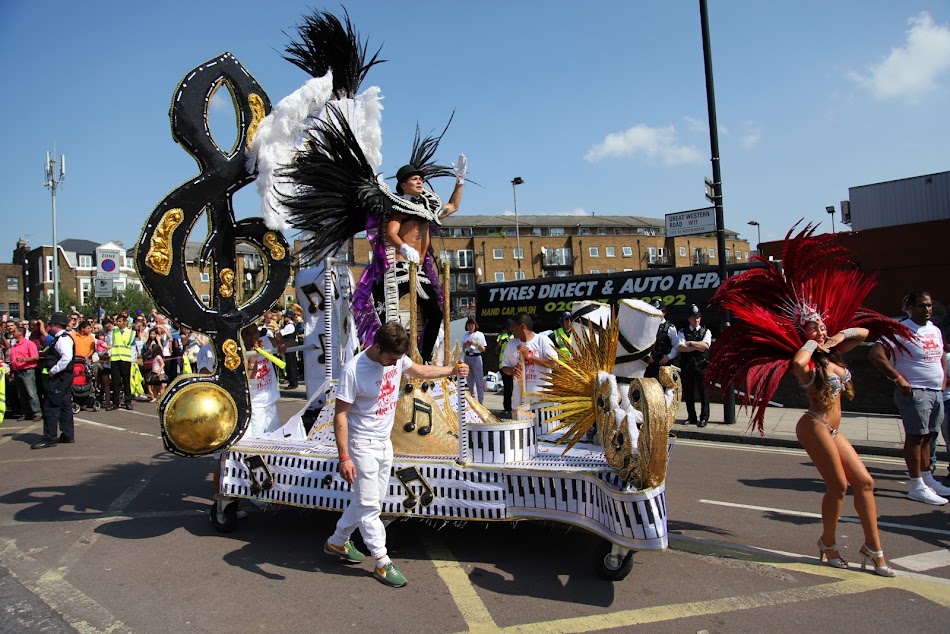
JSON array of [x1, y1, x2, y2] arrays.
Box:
[[71, 356, 101, 413]]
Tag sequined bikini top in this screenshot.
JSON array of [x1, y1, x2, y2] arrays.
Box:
[[803, 367, 852, 397]]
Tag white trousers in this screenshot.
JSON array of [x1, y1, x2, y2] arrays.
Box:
[[331, 436, 393, 560], [248, 403, 280, 437]]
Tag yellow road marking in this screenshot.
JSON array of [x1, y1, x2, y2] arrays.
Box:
[[422, 535, 499, 632], [0, 538, 130, 634]]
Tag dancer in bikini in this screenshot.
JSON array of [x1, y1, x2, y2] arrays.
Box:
[[705, 223, 911, 578]]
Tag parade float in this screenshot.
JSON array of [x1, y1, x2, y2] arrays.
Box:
[[135, 12, 679, 580]]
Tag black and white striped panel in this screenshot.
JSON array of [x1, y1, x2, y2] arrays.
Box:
[[221, 451, 353, 511], [466, 420, 537, 464], [506, 472, 668, 546], [381, 464, 507, 520], [535, 403, 561, 435]]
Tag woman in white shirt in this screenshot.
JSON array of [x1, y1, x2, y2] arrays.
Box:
[[461, 317, 487, 403]]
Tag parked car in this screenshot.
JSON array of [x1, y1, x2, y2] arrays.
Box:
[[484, 371, 503, 393]]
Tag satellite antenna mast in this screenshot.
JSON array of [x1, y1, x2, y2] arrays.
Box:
[[43, 147, 66, 312]]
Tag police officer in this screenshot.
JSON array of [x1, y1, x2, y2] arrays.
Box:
[[31, 311, 76, 449], [644, 299, 678, 379], [552, 311, 574, 359], [677, 303, 711, 427]]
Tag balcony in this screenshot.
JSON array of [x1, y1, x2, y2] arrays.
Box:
[[647, 253, 673, 268], [692, 253, 710, 266], [439, 254, 475, 269], [541, 254, 574, 269]]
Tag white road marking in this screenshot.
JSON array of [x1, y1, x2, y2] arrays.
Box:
[[676, 438, 907, 465], [699, 499, 950, 536], [890, 549, 950, 572], [74, 417, 160, 438]]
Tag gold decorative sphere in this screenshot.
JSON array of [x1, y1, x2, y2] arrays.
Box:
[[163, 382, 239, 455]]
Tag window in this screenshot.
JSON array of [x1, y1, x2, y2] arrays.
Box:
[[494, 272, 505, 282], [605, 247, 616, 257], [6, 276, 17, 291], [725, 248, 731, 258], [679, 246, 687, 257], [8, 302, 20, 320], [607, 268, 616, 273], [709, 248, 715, 258], [492, 248, 504, 259], [200, 294, 211, 303], [579, 227, 590, 236], [588, 247, 599, 257], [647, 247, 656, 263], [614, 228, 623, 235], [736, 251, 742, 260], [200, 272, 210, 283], [78, 255, 93, 268], [598, 228, 607, 235], [451, 227, 471, 237], [457, 272, 474, 291], [550, 227, 565, 237], [513, 247, 523, 260], [514, 270, 526, 280], [622, 246, 633, 257], [623, 268, 633, 272], [531, 227, 543, 237], [439, 250, 452, 266], [45, 256, 54, 282], [551, 248, 572, 266], [456, 250, 474, 268], [590, 269, 600, 274], [555, 270, 570, 277]]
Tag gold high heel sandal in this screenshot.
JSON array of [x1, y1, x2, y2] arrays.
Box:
[[859, 545, 896, 577], [817, 538, 848, 568]]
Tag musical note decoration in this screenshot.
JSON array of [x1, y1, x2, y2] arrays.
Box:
[[395, 467, 435, 509], [135, 53, 290, 457]]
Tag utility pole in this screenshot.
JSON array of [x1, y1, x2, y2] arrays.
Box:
[[699, 0, 735, 424], [44, 149, 66, 312]]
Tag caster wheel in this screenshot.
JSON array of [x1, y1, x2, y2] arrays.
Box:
[[72, 403, 81, 414], [92, 400, 101, 412], [593, 541, 633, 581], [210, 501, 238, 533]]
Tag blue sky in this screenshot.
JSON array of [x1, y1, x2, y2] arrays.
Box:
[[2, 1, 949, 261]]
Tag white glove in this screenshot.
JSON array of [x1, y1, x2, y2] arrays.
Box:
[[452, 153, 467, 183], [399, 243, 420, 264]]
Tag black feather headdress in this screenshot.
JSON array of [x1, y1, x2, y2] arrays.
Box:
[[278, 103, 388, 262], [283, 9, 385, 98]]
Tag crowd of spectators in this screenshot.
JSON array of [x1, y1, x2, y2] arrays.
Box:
[[1, 304, 306, 419]]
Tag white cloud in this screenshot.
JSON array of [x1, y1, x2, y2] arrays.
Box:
[[849, 11, 950, 100], [684, 116, 708, 133], [740, 123, 761, 149], [584, 124, 702, 165]]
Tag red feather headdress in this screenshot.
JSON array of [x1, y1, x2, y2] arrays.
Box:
[[706, 222, 911, 433]]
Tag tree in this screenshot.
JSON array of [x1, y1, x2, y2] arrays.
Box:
[[35, 289, 80, 318]]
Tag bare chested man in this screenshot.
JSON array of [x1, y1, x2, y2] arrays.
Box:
[[375, 160, 465, 362], [386, 166, 464, 264]]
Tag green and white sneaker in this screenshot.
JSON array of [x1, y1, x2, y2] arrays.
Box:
[[374, 562, 408, 587], [323, 539, 365, 563]]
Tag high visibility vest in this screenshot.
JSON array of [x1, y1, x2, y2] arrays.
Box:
[[111, 327, 134, 362], [553, 327, 572, 359]]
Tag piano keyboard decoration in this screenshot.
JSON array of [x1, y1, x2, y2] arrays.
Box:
[[222, 376, 675, 551]]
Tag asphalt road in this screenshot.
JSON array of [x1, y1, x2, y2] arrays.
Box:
[[1, 397, 947, 633]]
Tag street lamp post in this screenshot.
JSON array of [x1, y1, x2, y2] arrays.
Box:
[[826, 205, 836, 234], [747, 220, 761, 255], [44, 150, 65, 312], [512, 177, 524, 273]]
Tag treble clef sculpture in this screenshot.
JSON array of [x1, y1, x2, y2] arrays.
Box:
[[135, 53, 290, 457]]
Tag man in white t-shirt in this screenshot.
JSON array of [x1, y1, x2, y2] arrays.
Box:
[[870, 291, 950, 505], [323, 321, 468, 588], [501, 312, 559, 416]]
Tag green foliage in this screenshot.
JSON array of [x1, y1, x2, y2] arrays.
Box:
[[35, 286, 155, 320]]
